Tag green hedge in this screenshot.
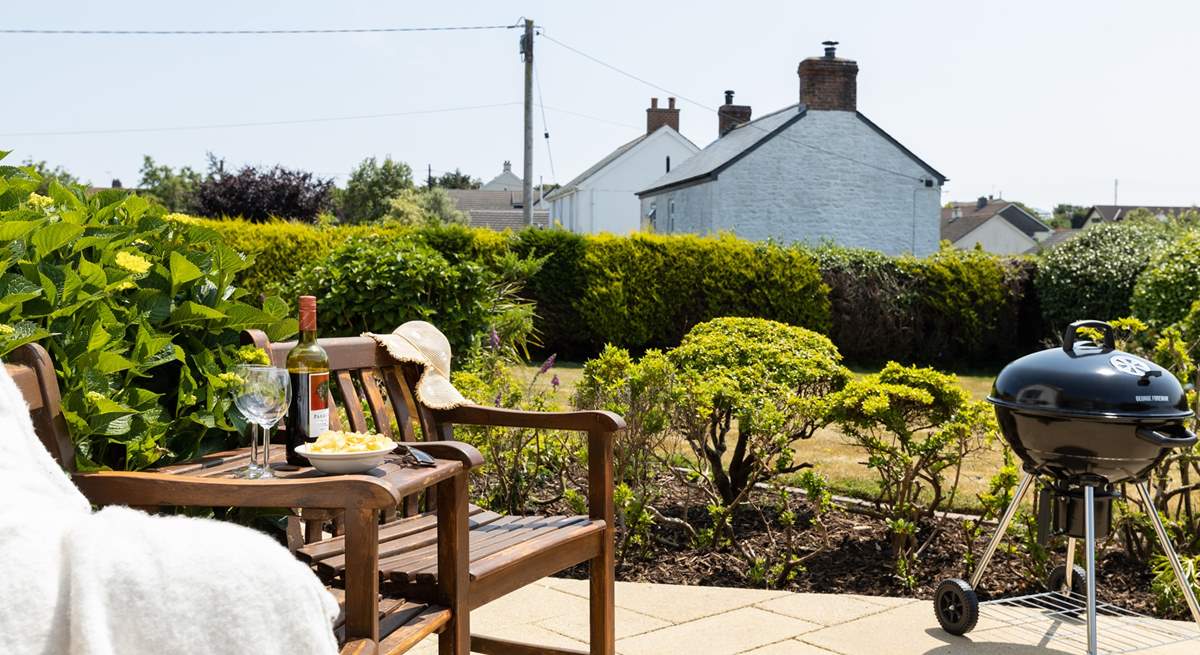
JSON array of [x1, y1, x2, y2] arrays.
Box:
[[190, 215, 1053, 366], [1131, 230, 1200, 326]]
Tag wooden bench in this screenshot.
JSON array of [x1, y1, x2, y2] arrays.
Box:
[[6, 342, 482, 655], [243, 331, 624, 655]]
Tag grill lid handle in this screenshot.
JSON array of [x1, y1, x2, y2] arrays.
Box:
[[1062, 320, 1115, 353], [1135, 425, 1198, 449]]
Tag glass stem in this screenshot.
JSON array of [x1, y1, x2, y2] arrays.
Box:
[[260, 423, 272, 473], [249, 423, 260, 472]]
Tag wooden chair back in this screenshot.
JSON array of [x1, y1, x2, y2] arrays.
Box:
[[243, 331, 448, 444], [5, 343, 74, 471]]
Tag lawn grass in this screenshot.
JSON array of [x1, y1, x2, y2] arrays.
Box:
[[515, 362, 1008, 513]]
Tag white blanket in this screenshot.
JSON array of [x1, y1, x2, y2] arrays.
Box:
[[0, 361, 340, 655]]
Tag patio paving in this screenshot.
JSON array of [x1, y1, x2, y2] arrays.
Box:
[[408, 578, 1200, 654]]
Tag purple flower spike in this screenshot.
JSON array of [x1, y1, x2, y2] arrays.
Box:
[[539, 353, 557, 374], [489, 328, 500, 350], [493, 390, 503, 407], [551, 374, 561, 389]]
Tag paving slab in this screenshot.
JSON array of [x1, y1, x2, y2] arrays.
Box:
[[801, 596, 1200, 655], [541, 577, 792, 624], [617, 606, 821, 655], [754, 592, 898, 626], [739, 638, 843, 654]]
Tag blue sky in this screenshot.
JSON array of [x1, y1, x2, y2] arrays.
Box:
[[2, 1, 1197, 211]]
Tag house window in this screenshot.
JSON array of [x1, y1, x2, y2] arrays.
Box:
[[645, 203, 657, 231], [665, 156, 671, 173], [668, 200, 676, 232]]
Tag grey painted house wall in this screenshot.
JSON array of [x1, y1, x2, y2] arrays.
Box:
[[639, 109, 943, 256]]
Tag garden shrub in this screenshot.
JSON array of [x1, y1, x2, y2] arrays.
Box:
[[512, 228, 590, 359], [901, 245, 1012, 363], [281, 233, 541, 358], [578, 233, 831, 354], [0, 160, 295, 470], [814, 246, 914, 364], [1132, 229, 1200, 326], [667, 317, 850, 507], [828, 362, 995, 581], [1037, 220, 1173, 332]]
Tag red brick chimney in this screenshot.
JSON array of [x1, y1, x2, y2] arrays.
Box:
[[717, 90, 752, 136], [646, 97, 680, 134], [798, 41, 858, 111]]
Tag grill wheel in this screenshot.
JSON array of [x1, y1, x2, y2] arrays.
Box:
[[934, 578, 979, 635]]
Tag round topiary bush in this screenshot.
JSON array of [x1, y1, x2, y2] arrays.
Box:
[[1131, 230, 1200, 326], [1036, 221, 1173, 331]]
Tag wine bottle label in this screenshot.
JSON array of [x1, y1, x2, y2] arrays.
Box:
[[296, 372, 330, 438]]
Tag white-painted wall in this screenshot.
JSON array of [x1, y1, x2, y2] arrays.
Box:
[[639, 110, 943, 256], [953, 216, 1038, 254], [551, 128, 698, 234]]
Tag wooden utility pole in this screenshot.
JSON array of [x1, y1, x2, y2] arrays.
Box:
[[521, 18, 534, 226]]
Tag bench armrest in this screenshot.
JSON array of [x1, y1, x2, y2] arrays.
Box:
[[72, 471, 403, 510], [431, 405, 625, 433]]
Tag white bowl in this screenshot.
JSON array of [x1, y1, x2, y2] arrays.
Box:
[[294, 441, 397, 474]]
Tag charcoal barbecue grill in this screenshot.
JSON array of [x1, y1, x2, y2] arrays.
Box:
[[933, 320, 1200, 655]]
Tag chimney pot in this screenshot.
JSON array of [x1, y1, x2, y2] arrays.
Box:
[[503, 160, 512, 173], [111, 178, 122, 189], [646, 95, 681, 134], [718, 90, 752, 137], [798, 41, 858, 111], [977, 196, 988, 210]]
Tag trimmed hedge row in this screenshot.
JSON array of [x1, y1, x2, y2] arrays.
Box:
[[191, 216, 1041, 366]]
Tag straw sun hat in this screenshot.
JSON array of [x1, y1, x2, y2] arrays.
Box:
[[364, 321, 471, 410]]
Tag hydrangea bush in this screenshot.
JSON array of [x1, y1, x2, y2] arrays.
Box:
[[1132, 227, 1200, 326], [0, 154, 295, 469]]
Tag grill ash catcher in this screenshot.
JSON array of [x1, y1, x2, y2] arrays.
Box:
[[933, 320, 1200, 654]]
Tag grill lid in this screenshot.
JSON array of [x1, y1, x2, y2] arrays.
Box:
[[989, 320, 1193, 420]]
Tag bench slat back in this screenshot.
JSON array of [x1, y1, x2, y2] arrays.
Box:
[[5, 343, 74, 471]]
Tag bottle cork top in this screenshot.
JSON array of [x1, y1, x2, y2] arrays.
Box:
[[299, 296, 317, 331]]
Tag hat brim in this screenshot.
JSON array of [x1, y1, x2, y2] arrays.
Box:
[[366, 331, 471, 409]]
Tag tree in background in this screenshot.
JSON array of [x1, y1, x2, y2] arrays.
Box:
[[431, 168, 481, 190], [340, 156, 414, 223], [385, 187, 468, 226], [18, 158, 80, 194], [138, 155, 202, 212], [196, 155, 333, 223], [1052, 204, 1090, 229]]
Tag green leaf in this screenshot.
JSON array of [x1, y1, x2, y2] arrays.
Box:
[[95, 351, 135, 374], [77, 258, 107, 289], [47, 181, 83, 210], [169, 251, 203, 289], [0, 275, 42, 311], [87, 322, 111, 351], [0, 219, 42, 241], [0, 320, 52, 357], [30, 221, 84, 255], [166, 300, 227, 325]]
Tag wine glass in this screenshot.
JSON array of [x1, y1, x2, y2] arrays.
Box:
[[232, 365, 290, 479]]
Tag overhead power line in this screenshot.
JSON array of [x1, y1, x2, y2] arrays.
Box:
[[539, 32, 929, 184], [533, 61, 557, 184], [0, 24, 520, 36], [0, 102, 523, 137]]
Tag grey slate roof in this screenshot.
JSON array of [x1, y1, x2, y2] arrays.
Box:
[[446, 189, 549, 231], [941, 200, 1050, 243], [544, 133, 651, 202], [466, 209, 550, 231], [1025, 229, 1081, 254], [636, 105, 946, 197]]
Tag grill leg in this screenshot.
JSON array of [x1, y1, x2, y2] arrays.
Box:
[[1065, 537, 1077, 593], [1084, 485, 1098, 655], [971, 471, 1035, 589], [1135, 481, 1200, 629]]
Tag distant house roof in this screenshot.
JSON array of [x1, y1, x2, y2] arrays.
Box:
[[636, 105, 946, 197], [545, 126, 697, 202], [941, 199, 1050, 244], [1087, 205, 1198, 222], [1025, 229, 1081, 254], [480, 161, 523, 191], [446, 189, 549, 231]]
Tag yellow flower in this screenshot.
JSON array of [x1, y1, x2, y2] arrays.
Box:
[[85, 391, 106, 403], [115, 251, 152, 274], [0, 324, 14, 337], [114, 280, 136, 291], [235, 345, 270, 365], [27, 193, 53, 209], [216, 372, 244, 389]]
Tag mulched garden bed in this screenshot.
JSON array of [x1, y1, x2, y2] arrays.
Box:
[[555, 475, 1177, 620]]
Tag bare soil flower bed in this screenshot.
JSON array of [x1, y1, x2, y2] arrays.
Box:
[[556, 477, 1173, 620]]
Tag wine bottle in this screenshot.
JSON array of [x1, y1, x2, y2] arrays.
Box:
[[285, 295, 331, 466]]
